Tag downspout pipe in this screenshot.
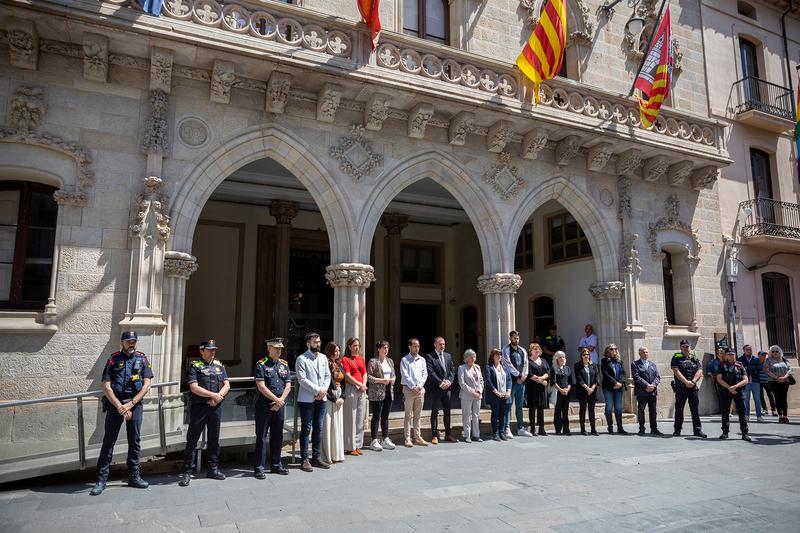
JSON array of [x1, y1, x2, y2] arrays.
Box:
[[781, 0, 796, 117]]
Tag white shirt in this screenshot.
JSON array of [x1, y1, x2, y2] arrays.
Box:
[[400, 353, 427, 389], [579, 334, 599, 364], [381, 358, 392, 380]]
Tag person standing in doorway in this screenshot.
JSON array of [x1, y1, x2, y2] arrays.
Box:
[[502, 330, 531, 438], [425, 337, 457, 443], [578, 324, 599, 365], [542, 325, 565, 408], [400, 338, 428, 447]]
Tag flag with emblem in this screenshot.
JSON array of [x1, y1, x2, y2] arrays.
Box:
[[634, 5, 674, 128], [515, 0, 567, 104], [358, 0, 382, 51]]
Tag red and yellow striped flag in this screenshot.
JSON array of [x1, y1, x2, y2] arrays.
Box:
[[634, 6, 674, 128], [516, 0, 567, 104], [357, 0, 381, 51]]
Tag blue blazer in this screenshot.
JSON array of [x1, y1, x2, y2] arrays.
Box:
[[485, 364, 512, 406], [631, 359, 660, 397]]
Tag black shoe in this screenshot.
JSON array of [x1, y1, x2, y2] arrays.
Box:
[[617, 427, 629, 435], [89, 481, 106, 496], [651, 429, 664, 436], [673, 430, 681, 437], [719, 433, 728, 440], [563, 431, 571, 436], [693, 431, 708, 439], [590, 429, 599, 436], [310, 458, 331, 469], [255, 471, 266, 480], [207, 469, 226, 480], [270, 466, 289, 475], [554, 431, 562, 435], [178, 472, 191, 487], [128, 470, 149, 489], [538, 429, 547, 436], [580, 430, 587, 436], [607, 427, 615, 435], [492, 435, 501, 441], [638, 428, 646, 435], [742, 434, 751, 442], [499, 433, 508, 441]]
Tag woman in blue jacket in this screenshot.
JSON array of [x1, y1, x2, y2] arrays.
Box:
[[485, 348, 512, 441]]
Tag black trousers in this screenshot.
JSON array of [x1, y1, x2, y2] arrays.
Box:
[[183, 402, 223, 472], [370, 396, 392, 441], [760, 382, 777, 413], [674, 387, 702, 433], [719, 389, 748, 435], [636, 395, 658, 431], [771, 381, 790, 416], [96, 401, 143, 481], [430, 387, 452, 435], [553, 393, 570, 434], [578, 396, 596, 430], [254, 400, 285, 472]]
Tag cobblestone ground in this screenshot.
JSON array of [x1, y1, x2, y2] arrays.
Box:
[[1, 415, 799, 532]]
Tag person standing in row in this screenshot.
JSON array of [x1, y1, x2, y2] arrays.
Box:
[[253, 338, 291, 478], [486, 348, 512, 441], [322, 342, 345, 465], [574, 348, 599, 435], [671, 339, 706, 438], [426, 337, 457, 443], [342, 337, 367, 455], [367, 340, 397, 452], [707, 346, 724, 396], [757, 350, 777, 417], [716, 349, 751, 441], [90, 331, 153, 496], [458, 349, 484, 443], [179, 339, 230, 486], [551, 351, 572, 435], [766, 345, 793, 423], [502, 331, 531, 438], [542, 325, 564, 407], [601, 344, 628, 434], [631, 346, 662, 436], [296, 332, 332, 472], [526, 343, 549, 436], [738, 345, 764, 422], [578, 324, 599, 365], [400, 338, 428, 447]]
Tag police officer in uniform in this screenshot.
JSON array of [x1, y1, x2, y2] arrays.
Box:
[[90, 331, 154, 496], [178, 339, 230, 487], [254, 337, 292, 478], [716, 348, 751, 441], [541, 324, 565, 369], [670, 339, 707, 438]]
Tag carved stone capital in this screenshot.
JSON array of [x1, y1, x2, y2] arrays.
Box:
[[668, 160, 693, 186], [325, 263, 376, 288], [53, 190, 88, 207], [83, 33, 109, 83], [142, 89, 169, 156], [589, 281, 625, 300], [150, 47, 174, 93], [487, 120, 514, 153], [380, 212, 409, 235], [7, 17, 38, 70], [317, 83, 343, 123], [643, 155, 670, 182], [520, 128, 548, 160], [164, 252, 198, 280], [692, 165, 718, 190], [477, 273, 523, 294], [265, 71, 292, 114], [587, 142, 614, 172], [270, 200, 299, 225], [448, 111, 475, 146], [408, 103, 434, 139], [9, 86, 47, 131], [616, 149, 643, 176], [210, 60, 235, 104], [364, 93, 390, 131]]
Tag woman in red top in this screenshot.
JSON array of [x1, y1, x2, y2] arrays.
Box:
[[342, 337, 368, 455]]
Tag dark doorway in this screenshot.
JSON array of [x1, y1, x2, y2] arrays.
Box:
[[461, 305, 479, 356], [531, 296, 555, 343], [762, 272, 796, 357], [400, 303, 441, 357]]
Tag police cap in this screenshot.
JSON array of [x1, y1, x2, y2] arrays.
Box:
[[679, 339, 691, 347], [266, 337, 285, 348], [199, 339, 218, 350], [121, 331, 138, 342]]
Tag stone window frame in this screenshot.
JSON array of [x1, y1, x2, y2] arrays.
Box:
[[657, 241, 697, 334], [514, 221, 535, 273], [545, 211, 593, 266], [755, 266, 799, 359], [400, 240, 443, 286], [402, 0, 450, 45]]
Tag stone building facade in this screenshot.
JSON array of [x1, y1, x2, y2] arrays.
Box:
[[3, 0, 772, 454]]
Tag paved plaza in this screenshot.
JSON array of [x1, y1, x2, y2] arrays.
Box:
[[1, 416, 799, 533]]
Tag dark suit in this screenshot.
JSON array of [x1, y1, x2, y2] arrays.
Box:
[[574, 362, 600, 432], [485, 364, 512, 436], [631, 358, 660, 431], [426, 350, 455, 436]]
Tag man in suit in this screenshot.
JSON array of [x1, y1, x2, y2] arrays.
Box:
[[631, 346, 662, 435], [426, 336, 457, 443]]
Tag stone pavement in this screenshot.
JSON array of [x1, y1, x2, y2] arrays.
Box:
[[1, 415, 799, 533]]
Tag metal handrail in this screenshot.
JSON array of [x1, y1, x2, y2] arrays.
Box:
[[733, 76, 794, 121], [0, 380, 181, 408], [739, 198, 800, 240]]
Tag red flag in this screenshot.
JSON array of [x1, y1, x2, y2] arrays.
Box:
[[358, 0, 381, 51], [634, 6, 673, 128]]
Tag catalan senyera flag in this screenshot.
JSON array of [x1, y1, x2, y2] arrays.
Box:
[[358, 0, 381, 51], [515, 0, 567, 104], [634, 6, 674, 128]]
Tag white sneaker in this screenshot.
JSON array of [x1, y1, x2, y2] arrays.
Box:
[[370, 439, 383, 451], [747, 416, 751, 422], [504, 428, 514, 439], [381, 437, 396, 450], [517, 428, 533, 437], [757, 416, 765, 422]]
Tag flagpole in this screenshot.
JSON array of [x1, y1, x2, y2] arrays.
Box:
[[627, 0, 669, 97]]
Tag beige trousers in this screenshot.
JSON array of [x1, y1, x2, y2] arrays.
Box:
[[403, 385, 425, 441]]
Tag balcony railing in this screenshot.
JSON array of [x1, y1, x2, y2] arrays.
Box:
[[740, 198, 800, 240], [733, 76, 795, 121]]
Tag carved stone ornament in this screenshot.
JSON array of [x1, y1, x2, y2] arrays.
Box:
[[555, 135, 581, 166], [150, 47, 174, 93], [177, 117, 209, 148], [270, 200, 299, 225], [7, 17, 39, 70], [617, 175, 631, 219], [587, 142, 614, 172], [164, 251, 198, 280], [364, 93, 390, 131], [9, 86, 47, 131], [521, 128, 548, 160], [668, 160, 693, 186], [142, 89, 169, 155], [448, 111, 475, 146], [588, 281, 625, 300], [210, 60, 236, 104], [691, 165, 718, 190], [53, 191, 89, 206], [265, 71, 291, 114], [329, 124, 383, 181], [325, 263, 376, 288], [643, 155, 670, 182], [131, 176, 171, 243], [485, 152, 526, 201], [477, 273, 523, 295], [619, 233, 641, 277], [317, 83, 343, 123], [647, 195, 701, 261], [519, 0, 594, 43], [407, 103, 434, 139], [616, 149, 643, 176], [672, 38, 684, 75], [487, 120, 514, 153], [83, 33, 109, 83]]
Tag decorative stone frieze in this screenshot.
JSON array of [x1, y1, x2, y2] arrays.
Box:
[[265, 71, 291, 114], [448, 111, 475, 146], [364, 93, 390, 131], [142, 89, 169, 155], [643, 155, 670, 182], [150, 47, 174, 93], [7, 17, 38, 70], [647, 195, 701, 261], [691, 165, 718, 190], [407, 103, 434, 139], [210, 60, 235, 104], [589, 281, 625, 300], [587, 142, 614, 172], [487, 120, 514, 153], [131, 176, 170, 243], [53, 191, 89, 207], [616, 149, 643, 176], [477, 273, 523, 295], [82, 33, 109, 83], [164, 252, 198, 280], [485, 152, 525, 201], [668, 160, 693, 186], [617, 176, 631, 220], [329, 124, 383, 181], [325, 263, 376, 288], [620, 233, 641, 276], [316, 83, 342, 123], [555, 135, 581, 166], [520, 128, 548, 160], [9, 86, 46, 131]]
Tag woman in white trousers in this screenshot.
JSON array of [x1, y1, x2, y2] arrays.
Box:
[[458, 349, 484, 442], [342, 337, 368, 454]]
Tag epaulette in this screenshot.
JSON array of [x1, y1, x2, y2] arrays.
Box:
[[673, 353, 684, 358], [257, 357, 269, 365], [279, 358, 288, 365], [192, 359, 205, 368]]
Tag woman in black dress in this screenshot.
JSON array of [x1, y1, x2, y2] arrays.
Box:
[[551, 351, 572, 435], [574, 347, 600, 435], [526, 342, 550, 435]]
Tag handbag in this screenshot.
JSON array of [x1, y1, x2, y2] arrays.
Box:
[[788, 374, 796, 386]]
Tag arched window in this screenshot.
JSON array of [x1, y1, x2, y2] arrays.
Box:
[[0, 181, 58, 310], [762, 272, 796, 357], [404, 0, 448, 44]]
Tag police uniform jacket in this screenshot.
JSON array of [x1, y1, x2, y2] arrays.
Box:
[[102, 351, 154, 400], [187, 358, 228, 402], [254, 356, 290, 402], [718, 360, 747, 393], [670, 352, 701, 388]]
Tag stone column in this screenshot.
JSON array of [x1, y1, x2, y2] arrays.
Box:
[[478, 273, 522, 364], [380, 213, 408, 360], [270, 200, 298, 339], [325, 263, 376, 347]]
